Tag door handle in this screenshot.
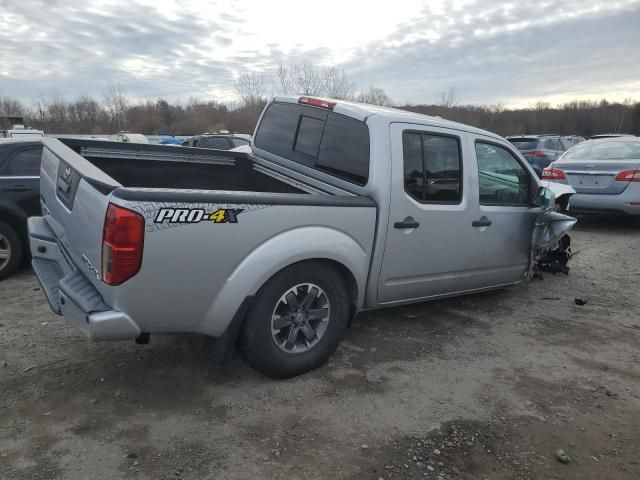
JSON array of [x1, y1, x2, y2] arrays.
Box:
[[472, 216, 492, 228], [394, 217, 420, 229], [2, 185, 30, 192]]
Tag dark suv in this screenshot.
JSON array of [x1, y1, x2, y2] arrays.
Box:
[[506, 135, 573, 177], [0, 140, 42, 279]]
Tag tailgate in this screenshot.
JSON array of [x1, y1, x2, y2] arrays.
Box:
[[38, 138, 120, 292]]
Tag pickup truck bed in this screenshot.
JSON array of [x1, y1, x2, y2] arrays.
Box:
[[61, 139, 307, 193]]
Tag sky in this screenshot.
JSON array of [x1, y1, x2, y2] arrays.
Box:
[[1, 0, 639, 108]]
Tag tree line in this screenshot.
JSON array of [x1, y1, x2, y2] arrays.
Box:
[[1, 63, 639, 137]]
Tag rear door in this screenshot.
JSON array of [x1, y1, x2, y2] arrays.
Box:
[[378, 124, 480, 303], [0, 145, 42, 216]]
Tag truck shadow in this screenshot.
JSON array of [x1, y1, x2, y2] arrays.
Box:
[[339, 289, 506, 369]]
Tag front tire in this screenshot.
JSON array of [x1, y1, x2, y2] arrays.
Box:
[[0, 220, 22, 281], [238, 262, 350, 379]]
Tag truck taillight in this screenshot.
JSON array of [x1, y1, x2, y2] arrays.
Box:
[[101, 203, 144, 285], [298, 96, 336, 110], [615, 169, 640, 182], [541, 167, 566, 180]]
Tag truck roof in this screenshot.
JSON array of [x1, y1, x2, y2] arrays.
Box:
[[274, 95, 504, 141]]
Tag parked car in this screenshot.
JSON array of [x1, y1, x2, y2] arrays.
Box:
[[589, 134, 635, 140], [109, 132, 149, 144], [28, 96, 574, 378], [182, 133, 251, 149], [0, 140, 42, 279], [1, 125, 45, 139], [506, 135, 573, 178], [158, 133, 183, 146], [565, 135, 586, 146], [543, 137, 640, 216]]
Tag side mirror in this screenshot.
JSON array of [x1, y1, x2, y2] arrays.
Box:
[[534, 186, 555, 208]]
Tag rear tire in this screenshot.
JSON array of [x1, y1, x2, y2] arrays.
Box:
[[0, 220, 23, 281], [238, 262, 350, 379]]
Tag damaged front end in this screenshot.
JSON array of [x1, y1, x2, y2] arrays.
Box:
[[529, 184, 577, 276]]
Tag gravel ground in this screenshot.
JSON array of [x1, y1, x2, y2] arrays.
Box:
[[1, 215, 639, 480]]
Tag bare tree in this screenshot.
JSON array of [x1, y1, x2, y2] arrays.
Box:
[[234, 73, 266, 107], [0, 95, 26, 116], [275, 62, 325, 96], [355, 86, 393, 106], [323, 67, 355, 100], [437, 85, 459, 108], [103, 83, 129, 131]]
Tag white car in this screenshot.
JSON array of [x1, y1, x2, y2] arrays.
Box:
[[108, 132, 149, 144], [1, 125, 45, 139]]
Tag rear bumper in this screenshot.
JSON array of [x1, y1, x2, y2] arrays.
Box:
[[28, 216, 141, 341], [569, 188, 640, 216]]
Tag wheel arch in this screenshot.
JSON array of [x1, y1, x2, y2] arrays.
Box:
[[258, 257, 359, 313], [200, 226, 370, 338]]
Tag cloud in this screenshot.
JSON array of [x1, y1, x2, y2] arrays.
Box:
[[0, 0, 638, 106], [342, 0, 640, 105]]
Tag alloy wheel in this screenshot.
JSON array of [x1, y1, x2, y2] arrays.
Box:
[[271, 283, 331, 354]]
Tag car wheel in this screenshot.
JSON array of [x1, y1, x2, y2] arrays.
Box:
[[238, 262, 350, 379], [0, 220, 23, 281]]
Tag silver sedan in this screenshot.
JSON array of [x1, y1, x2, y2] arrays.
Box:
[[542, 137, 640, 216]]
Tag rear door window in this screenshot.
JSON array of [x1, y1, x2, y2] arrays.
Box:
[[402, 132, 462, 203]]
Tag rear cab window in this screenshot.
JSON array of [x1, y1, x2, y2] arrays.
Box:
[[254, 102, 370, 185]]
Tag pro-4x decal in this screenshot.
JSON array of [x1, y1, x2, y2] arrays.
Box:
[[154, 208, 244, 224]]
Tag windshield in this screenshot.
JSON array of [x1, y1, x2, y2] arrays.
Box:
[[562, 141, 640, 160], [508, 138, 538, 151]]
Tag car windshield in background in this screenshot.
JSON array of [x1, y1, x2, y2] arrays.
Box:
[[509, 139, 538, 150], [562, 141, 640, 160]]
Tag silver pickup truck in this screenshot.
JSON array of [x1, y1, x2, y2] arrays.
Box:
[[29, 96, 574, 378]]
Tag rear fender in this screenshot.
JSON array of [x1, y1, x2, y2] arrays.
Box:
[[199, 226, 370, 336]]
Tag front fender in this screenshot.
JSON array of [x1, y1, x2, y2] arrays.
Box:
[[199, 226, 371, 336]]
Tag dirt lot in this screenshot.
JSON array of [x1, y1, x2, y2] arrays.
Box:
[[1, 216, 639, 480]]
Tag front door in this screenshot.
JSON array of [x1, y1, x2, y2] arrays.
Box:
[[467, 135, 539, 285]]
